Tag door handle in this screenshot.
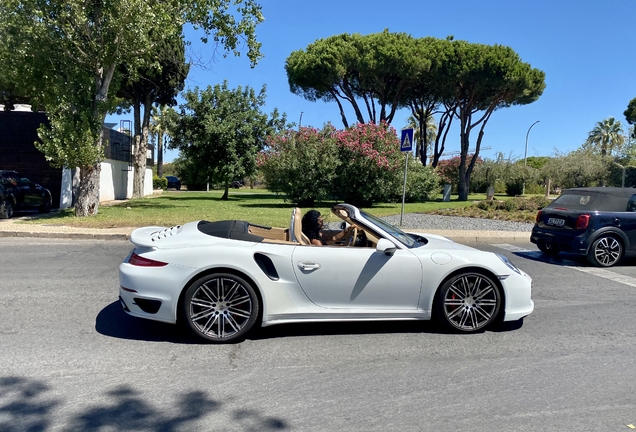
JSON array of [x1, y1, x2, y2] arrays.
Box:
[[298, 261, 321, 271]]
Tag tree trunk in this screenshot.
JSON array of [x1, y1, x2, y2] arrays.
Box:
[[75, 162, 101, 216], [221, 178, 229, 200], [157, 132, 164, 178], [73, 61, 116, 217], [132, 96, 152, 198]]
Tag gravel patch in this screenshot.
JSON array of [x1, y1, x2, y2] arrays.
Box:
[[326, 213, 534, 232], [380, 213, 534, 232]]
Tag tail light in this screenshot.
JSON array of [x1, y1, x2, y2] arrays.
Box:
[[129, 252, 168, 267], [536, 210, 543, 223], [575, 214, 590, 230]]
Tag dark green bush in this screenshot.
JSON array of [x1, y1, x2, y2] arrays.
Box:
[[153, 176, 168, 190]]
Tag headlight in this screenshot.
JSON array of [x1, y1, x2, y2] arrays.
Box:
[[497, 254, 521, 275]]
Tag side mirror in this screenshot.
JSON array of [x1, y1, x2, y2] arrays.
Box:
[[376, 238, 397, 256]]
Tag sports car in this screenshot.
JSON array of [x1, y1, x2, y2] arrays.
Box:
[[119, 204, 534, 343]]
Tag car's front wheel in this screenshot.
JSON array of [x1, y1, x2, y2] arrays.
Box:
[[587, 235, 623, 267], [537, 240, 560, 256], [435, 272, 501, 333], [0, 199, 14, 219], [182, 273, 259, 343]]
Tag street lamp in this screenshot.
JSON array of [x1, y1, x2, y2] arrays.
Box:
[[524, 120, 540, 166]]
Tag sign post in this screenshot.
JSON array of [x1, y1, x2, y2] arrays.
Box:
[[399, 128, 414, 226]]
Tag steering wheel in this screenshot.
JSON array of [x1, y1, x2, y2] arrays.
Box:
[[347, 226, 358, 246]]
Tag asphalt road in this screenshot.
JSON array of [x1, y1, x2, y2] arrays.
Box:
[[1, 238, 636, 431]]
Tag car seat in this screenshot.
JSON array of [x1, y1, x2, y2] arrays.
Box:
[[289, 207, 310, 245]]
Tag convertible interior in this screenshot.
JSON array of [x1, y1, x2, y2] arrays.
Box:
[[197, 207, 379, 247]]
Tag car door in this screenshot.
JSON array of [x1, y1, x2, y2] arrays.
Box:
[[17, 176, 39, 208], [291, 245, 422, 309]]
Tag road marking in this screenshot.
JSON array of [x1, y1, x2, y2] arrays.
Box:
[[491, 244, 636, 288]]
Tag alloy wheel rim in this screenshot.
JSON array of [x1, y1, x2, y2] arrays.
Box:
[[443, 274, 498, 331], [594, 237, 621, 265], [189, 277, 253, 339]]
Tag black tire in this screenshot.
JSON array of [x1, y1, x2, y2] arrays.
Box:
[[0, 199, 14, 219], [435, 272, 501, 333], [182, 273, 259, 343], [537, 240, 560, 256], [38, 195, 51, 213], [587, 235, 623, 267]]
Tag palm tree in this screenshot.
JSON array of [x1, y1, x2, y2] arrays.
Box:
[[150, 105, 174, 178], [406, 114, 437, 165], [585, 117, 625, 157]]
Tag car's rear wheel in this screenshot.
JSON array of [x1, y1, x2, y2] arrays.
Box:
[[537, 240, 560, 256], [435, 272, 501, 333], [39, 195, 51, 213], [587, 235, 623, 267], [182, 273, 259, 343], [0, 199, 14, 219]]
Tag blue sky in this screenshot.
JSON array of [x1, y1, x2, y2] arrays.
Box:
[[107, 0, 636, 163]]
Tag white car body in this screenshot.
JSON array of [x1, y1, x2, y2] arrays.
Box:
[[119, 204, 533, 342]]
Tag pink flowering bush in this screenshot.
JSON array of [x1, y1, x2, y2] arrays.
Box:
[[436, 155, 483, 193], [258, 125, 340, 206], [332, 122, 403, 207], [260, 121, 441, 206]]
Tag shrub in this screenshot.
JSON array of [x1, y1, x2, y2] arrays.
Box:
[[331, 122, 403, 207], [505, 181, 524, 197], [477, 200, 495, 210], [524, 182, 545, 195], [402, 159, 441, 202], [153, 176, 168, 190], [503, 199, 519, 211], [259, 125, 340, 206]]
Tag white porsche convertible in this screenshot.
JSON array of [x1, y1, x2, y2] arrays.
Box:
[[119, 204, 533, 343]]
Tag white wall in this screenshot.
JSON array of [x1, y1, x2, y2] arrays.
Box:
[[60, 161, 154, 208]]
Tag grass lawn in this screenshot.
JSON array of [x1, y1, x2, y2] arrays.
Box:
[[21, 189, 534, 228]]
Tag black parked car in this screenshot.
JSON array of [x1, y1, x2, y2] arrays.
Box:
[[0, 170, 52, 219], [531, 187, 636, 267], [165, 176, 181, 190]]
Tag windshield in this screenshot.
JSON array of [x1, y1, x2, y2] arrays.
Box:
[[360, 210, 421, 248]]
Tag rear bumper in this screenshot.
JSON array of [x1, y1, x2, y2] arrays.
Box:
[[530, 228, 589, 255]]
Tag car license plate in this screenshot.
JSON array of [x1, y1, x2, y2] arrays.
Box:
[[547, 217, 565, 227]]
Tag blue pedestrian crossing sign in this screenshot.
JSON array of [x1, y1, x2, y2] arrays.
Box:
[[400, 128, 414, 152]]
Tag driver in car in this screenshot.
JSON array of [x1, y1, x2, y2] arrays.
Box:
[[302, 210, 357, 246]]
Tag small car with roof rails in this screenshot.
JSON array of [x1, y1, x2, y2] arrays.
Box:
[[531, 187, 636, 267], [0, 170, 52, 219]]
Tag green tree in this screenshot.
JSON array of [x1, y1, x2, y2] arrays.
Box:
[[285, 30, 430, 128], [624, 98, 636, 137], [583, 117, 625, 157], [169, 81, 287, 200], [442, 41, 545, 201], [541, 150, 611, 189], [115, 32, 189, 198], [0, 0, 263, 216], [401, 37, 457, 168]]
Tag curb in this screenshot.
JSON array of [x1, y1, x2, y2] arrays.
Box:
[[0, 230, 130, 241]]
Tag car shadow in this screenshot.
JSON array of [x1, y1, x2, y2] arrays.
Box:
[[95, 302, 201, 344], [96, 302, 525, 344], [512, 249, 636, 268]]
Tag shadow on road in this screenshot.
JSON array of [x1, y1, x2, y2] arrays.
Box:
[[0, 376, 288, 431]]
